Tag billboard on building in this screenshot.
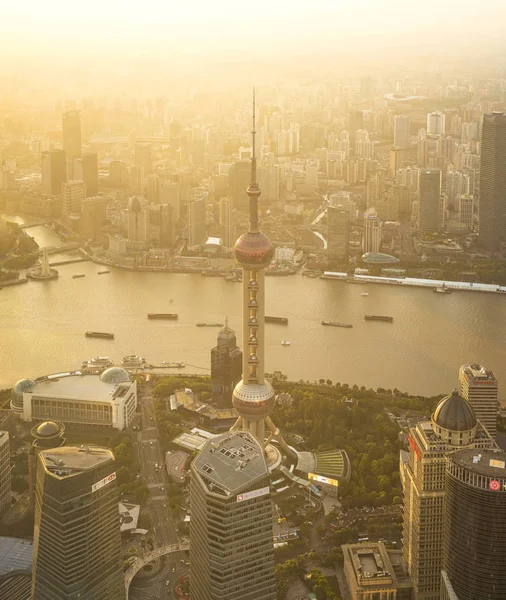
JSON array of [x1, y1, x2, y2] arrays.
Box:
[[91, 472, 116, 493], [237, 486, 270, 503], [308, 473, 339, 487]]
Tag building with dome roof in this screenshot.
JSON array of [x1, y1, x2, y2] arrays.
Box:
[[211, 319, 242, 407], [28, 421, 66, 504], [15, 372, 136, 431], [402, 390, 497, 600], [10, 379, 37, 414]]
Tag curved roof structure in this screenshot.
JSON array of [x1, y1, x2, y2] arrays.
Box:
[[100, 367, 131, 384], [362, 252, 400, 265], [433, 390, 477, 432], [36, 421, 60, 437], [13, 379, 36, 396]]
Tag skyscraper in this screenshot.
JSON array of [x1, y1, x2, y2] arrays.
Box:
[[147, 174, 159, 203], [31, 445, 125, 600], [458, 364, 498, 439], [363, 208, 382, 252], [418, 170, 440, 233], [188, 198, 206, 247], [128, 165, 144, 197], [62, 181, 86, 217], [327, 205, 349, 262], [479, 112, 506, 251], [394, 115, 410, 148], [159, 179, 180, 221], [426, 111, 445, 136], [228, 161, 250, 209], [28, 421, 65, 506], [402, 391, 496, 600], [211, 321, 242, 407], [127, 196, 149, 243], [458, 194, 474, 230], [230, 93, 290, 457], [219, 197, 234, 248], [109, 160, 128, 187], [73, 152, 98, 197], [389, 147, 403, 178], [80, 196, 106, 241], [41, 150, 67, 196], [134, 143, 152, 175], [0, 430, 11, 515], [349, 110, 364, 150], [441, 448, 506, 600], [189, 431, 276, 600], [62, 110, 82, 177]]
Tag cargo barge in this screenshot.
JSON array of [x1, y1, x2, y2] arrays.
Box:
[[147, 313, 178, 320], [364, 315, 394, 322], [265, 316, 289, 324], [85, 331, 115, 339], [322, 321, 353, 328]]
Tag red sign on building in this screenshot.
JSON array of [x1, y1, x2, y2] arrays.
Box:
[[408, 434, 421, 461]]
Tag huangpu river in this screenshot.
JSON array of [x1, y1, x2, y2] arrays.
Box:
[[1, 213, 505, 396]]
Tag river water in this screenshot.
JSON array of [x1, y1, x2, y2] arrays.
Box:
[[1, 213, 505, 396]]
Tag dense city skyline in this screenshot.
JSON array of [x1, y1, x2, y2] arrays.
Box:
[[0, 4, 506, 599]]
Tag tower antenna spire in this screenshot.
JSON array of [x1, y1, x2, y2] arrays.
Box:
[[247, 87, 260, 233], [252, 87, 257, 185]]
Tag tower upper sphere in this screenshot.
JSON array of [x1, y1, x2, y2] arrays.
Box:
[[234, 232, 273, 270]]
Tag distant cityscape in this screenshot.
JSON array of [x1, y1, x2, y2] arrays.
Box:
[[1, 35, 506, 600]]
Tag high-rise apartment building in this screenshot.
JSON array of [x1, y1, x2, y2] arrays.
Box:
[[211, 322, 242, 407], [150, 203, 173, 248], [32, 445, 125, 600], [229, 161, 251, 210], [81, 196, 106, 241], [426, 111, 445, 136], [134, 143, 152, 175], [62, 110, 82, 177], [349, 110, 364, 150], [189, 431, 276, 600], [389, 147, 403, 178], [418, 170, 440, 233], [62, 181, 86, 217], [394, 115, 410, 148], [327, 205, 349, 262], [219, 198, 234, 248], [41, 150, 67, 196], [458, 364, 498, 438], [479, 112, 506, 251], [147, 174, 159, 203], [61, 180, 85, 219], [417, 139, 428, 167], [109, 160, 128, 187], [188, 198, 206, 247], [363, 208, 382, 252], [441, 448, 506, 600], [458, 194, 474, 230], [0, 431, 11, 515], [402, 391, 496, 600], [73, 152, 98, 197], [128, 165, 144, 197], [159, 180, 180, 221]]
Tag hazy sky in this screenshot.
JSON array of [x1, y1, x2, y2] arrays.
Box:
[[2, 0, 506, 56]]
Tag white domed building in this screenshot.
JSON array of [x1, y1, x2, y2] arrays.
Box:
[[14, 369, 137, 431]]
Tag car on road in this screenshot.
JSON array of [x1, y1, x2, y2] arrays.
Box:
[[166, 581, 170, 586]]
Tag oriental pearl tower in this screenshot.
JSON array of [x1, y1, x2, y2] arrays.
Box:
[[231, 91, 290, 465]]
